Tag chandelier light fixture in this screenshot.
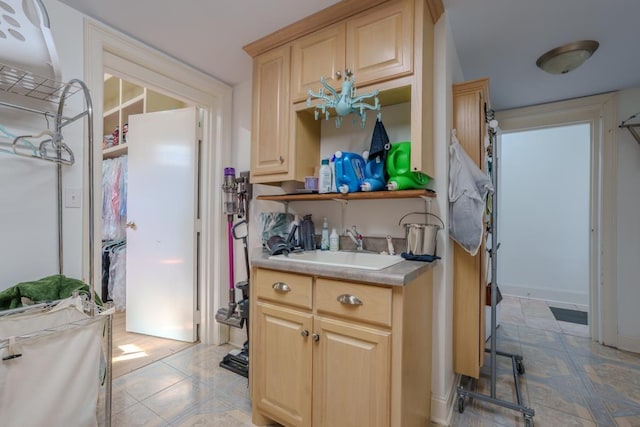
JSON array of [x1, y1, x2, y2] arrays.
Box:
[[307, 69, 380, 128]]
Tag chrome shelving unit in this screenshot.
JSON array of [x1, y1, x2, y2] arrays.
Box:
[[0, 62, 111, 427]]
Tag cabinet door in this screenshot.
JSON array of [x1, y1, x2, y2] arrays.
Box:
[[313, 316, 391, 427], [346, 0, 413, 85], [250, 45, 291, 180], [291, 23, 346, 103], [254, 302, 313, 427], [452, 78, 490, 379]]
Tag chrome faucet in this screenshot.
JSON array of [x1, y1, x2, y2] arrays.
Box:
[[345, 225, 364, 251]]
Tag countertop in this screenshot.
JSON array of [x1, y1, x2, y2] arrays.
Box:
[[250, 248, 436, 287]]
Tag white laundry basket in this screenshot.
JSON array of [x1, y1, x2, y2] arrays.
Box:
[[0, 0, 61, 85]]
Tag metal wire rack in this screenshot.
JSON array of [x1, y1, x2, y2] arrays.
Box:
[[455, 108, 536, 427]]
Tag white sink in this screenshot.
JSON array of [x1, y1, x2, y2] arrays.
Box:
[[268, 250, 404, 271]]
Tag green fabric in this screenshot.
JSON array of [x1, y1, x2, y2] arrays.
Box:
[[0, 274, 103, 311]]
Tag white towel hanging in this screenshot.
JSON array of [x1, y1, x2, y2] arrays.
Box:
[[448, 129, 494, 255]]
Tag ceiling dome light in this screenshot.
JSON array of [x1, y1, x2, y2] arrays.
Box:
[[536, 40, 599, 74]]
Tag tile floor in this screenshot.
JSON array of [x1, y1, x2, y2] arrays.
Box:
[[452, 296, 640, 427], [97, 295, 640, 426]]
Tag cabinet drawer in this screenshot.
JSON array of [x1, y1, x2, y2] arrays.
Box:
[[316, 278, 392, 327], [255, 269, 313, 310]]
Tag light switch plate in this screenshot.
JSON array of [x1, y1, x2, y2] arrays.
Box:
[[64, 187, 81, 208]]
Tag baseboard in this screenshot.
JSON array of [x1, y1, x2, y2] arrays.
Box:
[[618, 334, 640, 354], [430, 375, 458, 426], [500, 283, 588, 306]]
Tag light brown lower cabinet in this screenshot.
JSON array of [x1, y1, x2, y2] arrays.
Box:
[[250, 267, 433, 427]]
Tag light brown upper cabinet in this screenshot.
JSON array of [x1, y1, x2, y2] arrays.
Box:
[[291, 23, 346, 104], [250, 46, 294, 180], [245, 0, 440, 184], [346, 1, 413, 87], [291, 0, 413, 103]]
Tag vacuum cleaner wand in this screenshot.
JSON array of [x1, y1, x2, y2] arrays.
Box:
[[216, 167, 244, 327], [218, 168, 252, 378]]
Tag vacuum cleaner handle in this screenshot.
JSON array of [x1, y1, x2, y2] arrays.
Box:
[[232, 219, 248, 241], [232, 219, 250, 281]]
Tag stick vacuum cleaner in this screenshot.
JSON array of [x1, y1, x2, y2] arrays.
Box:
[[216, 167, 251, 378]]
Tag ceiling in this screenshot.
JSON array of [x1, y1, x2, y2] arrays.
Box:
[[443, 0, 640, 110], [57, 0, 640, 111]]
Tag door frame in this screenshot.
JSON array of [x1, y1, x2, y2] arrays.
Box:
[[496, 92, 618, 346], [83, 19, 232, 345]]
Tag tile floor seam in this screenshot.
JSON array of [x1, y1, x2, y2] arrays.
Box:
[[137, 399, 172, 425]]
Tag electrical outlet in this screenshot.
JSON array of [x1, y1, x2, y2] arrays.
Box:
[[64, 188, 81, 208]]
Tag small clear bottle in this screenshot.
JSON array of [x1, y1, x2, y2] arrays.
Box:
[[329, 228, 339, 251], [318, 158, 332, 193], [320, 217, 330, 250]]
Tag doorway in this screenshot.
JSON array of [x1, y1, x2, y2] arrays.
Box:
[[498, 124, 590, 336], [84, 21, 233, 351], [496, 93, 618, 345]]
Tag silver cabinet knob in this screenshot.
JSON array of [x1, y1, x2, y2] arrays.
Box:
[[337, 294, 363, 306], [301, 329, 309, 337], [125, 221, 137, 230], [335, 70, 342, 79], [279, 155, 284, 163], [272, 282, 291, 293], [312, 333, 320, 342]]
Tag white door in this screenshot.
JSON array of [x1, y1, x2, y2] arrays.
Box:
[[126, 107, 199, 342]]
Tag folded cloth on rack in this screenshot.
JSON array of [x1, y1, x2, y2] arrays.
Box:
[[0, 275, 102, 311], [401, 252, 441, 263]]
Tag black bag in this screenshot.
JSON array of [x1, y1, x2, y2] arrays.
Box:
[[369, 118, 390, 180]]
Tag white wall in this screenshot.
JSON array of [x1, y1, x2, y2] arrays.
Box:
[[0, 0, 85, 290], [498, 124, 590, 305], [228, 79, 252, 346], [616, 88, 640, 352], [429, 11, 463, 426]]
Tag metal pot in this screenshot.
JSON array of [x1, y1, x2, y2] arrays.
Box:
[[398, 212, 444, 256]]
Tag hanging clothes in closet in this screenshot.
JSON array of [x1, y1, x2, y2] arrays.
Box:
[[102, 155, 128, 310], [102, 155, 127, 241], [102, 240, 126, 311]]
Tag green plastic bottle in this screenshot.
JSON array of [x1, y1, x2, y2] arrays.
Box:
[[386, 141, 430, 190]]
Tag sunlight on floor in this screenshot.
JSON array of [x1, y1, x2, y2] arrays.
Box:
[[113, 343, 148, 362]]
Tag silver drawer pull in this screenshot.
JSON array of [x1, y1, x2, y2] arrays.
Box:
[[272, 282, 291, 293], [337, 294, 363, 306]]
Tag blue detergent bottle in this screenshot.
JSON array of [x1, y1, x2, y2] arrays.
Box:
[[360, 150, 386, 192], [333, 151, 365, 193], [386, 142, 430, 190]]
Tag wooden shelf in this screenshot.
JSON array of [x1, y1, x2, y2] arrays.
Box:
[[256, 189, 435, 202], [103, 144, 127, 159]]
